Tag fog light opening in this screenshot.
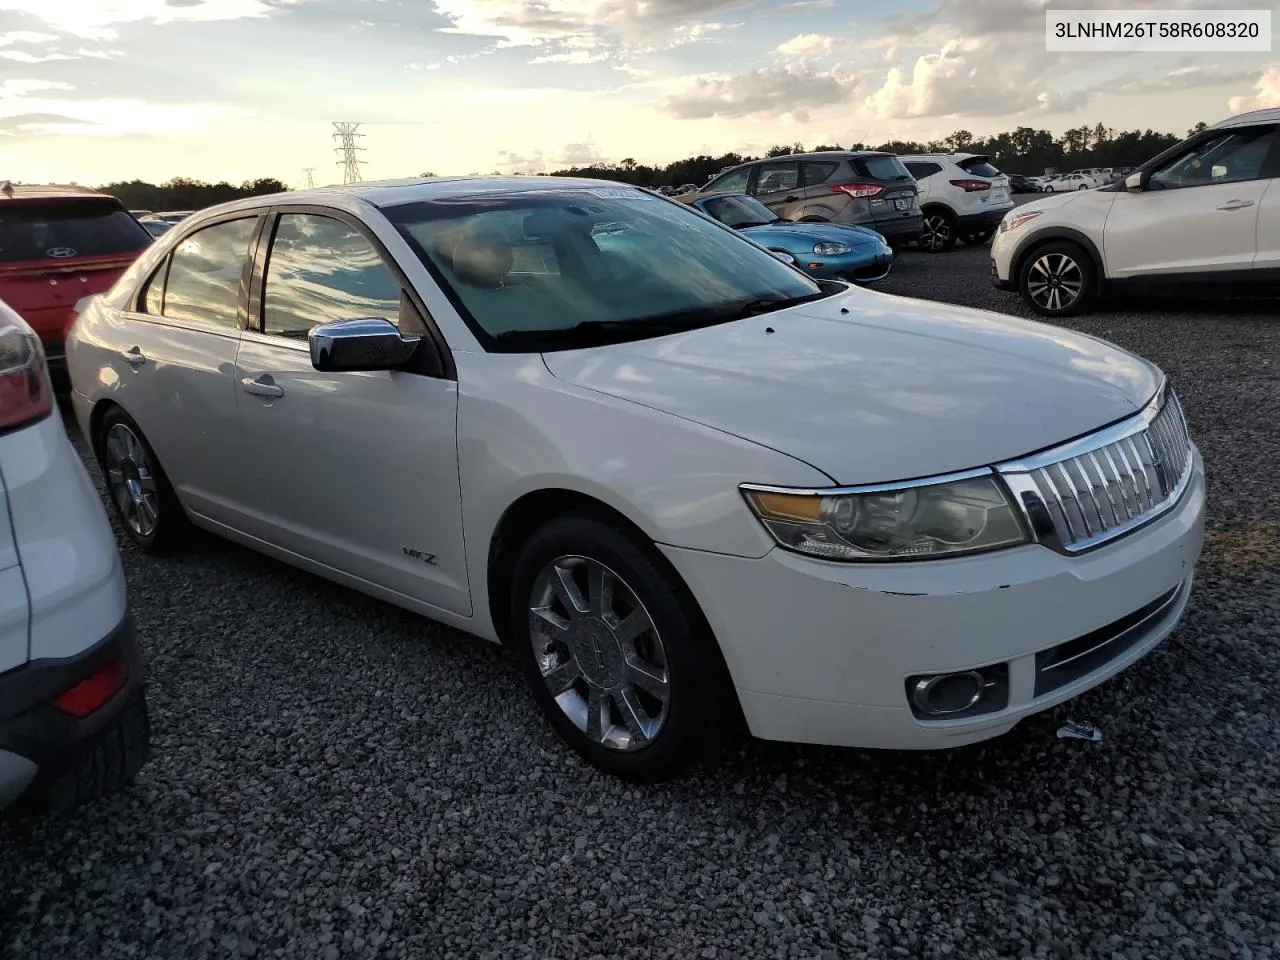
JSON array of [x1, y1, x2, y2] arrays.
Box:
[[911, 671, 986, 717]]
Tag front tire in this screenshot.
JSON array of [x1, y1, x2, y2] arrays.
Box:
[[1018, 241, 1097, 317], [919, 208, 957, 252], [510, 514, 739, 782], [95, 407, 188, 552]]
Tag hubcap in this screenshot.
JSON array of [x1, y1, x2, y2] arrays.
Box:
[[1027, 253, 1083, 312], [922, 215, 951, 251], [103, 423, 159, 537], [528, 556, 670, 752]]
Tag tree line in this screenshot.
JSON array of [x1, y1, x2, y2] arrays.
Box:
[[97, 120, 1209, 206], [98, 177, 290, 212]]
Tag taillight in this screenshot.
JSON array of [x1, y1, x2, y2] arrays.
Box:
[[950, 179, 992, 192], [51, 655, 127, 718], [0, 321, 53, 433], [831, 183, 885, 198]]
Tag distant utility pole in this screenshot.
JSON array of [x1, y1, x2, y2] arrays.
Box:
[[332, 122, 365, 183], [302, 167, 316, 189]]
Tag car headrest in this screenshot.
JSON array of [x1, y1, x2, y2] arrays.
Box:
[[450, 223, 514, 288]]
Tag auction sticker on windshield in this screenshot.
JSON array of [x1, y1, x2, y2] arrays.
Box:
[[587, 188, 645, 199], [1046, 8, 1270, 51]]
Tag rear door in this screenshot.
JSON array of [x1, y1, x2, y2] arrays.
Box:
[[903, 161, 941, 203], [797, 160, 842, 219], [0, 198, 152, 359], [749, 161, 806, 220], [109, 214, 261, 526]]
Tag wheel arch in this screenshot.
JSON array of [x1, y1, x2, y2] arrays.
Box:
[[1011, 227, 1105, 293], [87, 397, 124, 459]]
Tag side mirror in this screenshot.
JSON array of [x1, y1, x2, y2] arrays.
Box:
[[1124, 171, 1144, 192], [771, 250, 797, 264], [309, 318, 420, 372]]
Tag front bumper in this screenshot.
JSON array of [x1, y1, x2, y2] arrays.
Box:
[[660, 454, 1205, 750], [0, 610, 142, 808], [806, 248, 895, 285]]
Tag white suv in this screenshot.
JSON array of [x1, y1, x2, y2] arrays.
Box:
[[992, 108, 1280, 316], [901, 154, 1014, 252], [0, 299, 149, 814]]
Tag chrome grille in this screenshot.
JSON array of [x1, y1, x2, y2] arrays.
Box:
[[998, 389, 1193, 552]]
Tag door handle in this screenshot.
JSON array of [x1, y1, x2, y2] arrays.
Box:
[[241, 376, 284, 399], [1217, 199, 1255, 210], [121, 347, 146, 366], [783, 195, 800, 203]]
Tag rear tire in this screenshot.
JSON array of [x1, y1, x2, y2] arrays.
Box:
[[1018, 241, 1097, 317], [919, 208, 957, 252], [95, 407, 189, 553], [509, 513, 740, 782]]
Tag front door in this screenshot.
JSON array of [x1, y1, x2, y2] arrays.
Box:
[[233, 210, 470, 616], [1104, 125, 1278, 279], [750, 161, 806, 221]]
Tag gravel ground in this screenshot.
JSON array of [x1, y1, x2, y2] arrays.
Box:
[[3, 244, 1278, 960]]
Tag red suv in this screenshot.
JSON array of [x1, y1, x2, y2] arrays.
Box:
[[0, 183, 152, 376]]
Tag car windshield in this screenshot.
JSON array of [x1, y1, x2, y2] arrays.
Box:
[[0, 199, 152, 263], [385, 188, 826, 350], [700, 195, 780, 228]]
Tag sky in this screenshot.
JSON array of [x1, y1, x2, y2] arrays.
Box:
[[1, 0, 1278, 186]]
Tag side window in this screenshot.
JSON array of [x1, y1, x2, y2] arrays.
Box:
[[1150, 127, 1277, 190], [753, 162, 799, 195], [162, 217, 258, 329], [800, 161, 839, 186], [904, 162, 941, 179], [704, 167, 751, 195], [262, 213, 402, 339]]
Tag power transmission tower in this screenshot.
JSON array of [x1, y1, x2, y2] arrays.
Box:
[[332, 122, 365, 183], [302, 167, 316, 189]]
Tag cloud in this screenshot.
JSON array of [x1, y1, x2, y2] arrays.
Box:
[[1228, 63, 1280, 113], [865, 38, 1081, 119], [408, 61, 442, 71], [665, 63, 857, 120], [74, 46, 124, 58], [776, 33, 842, 57], [0, 30, 59, 44], [0, 0, 305, 40], [1102, 64, 1262, 97], [497, 147, 546, 172], [0, 49, 77, 62], [431, 0, 752, 47], [529, 33, 612, 64], [0, 111, 97, 134], [559, 140, 604, 164], [0, 78, 75, 97]]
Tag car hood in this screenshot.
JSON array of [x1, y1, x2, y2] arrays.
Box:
[[541, 286, 1161, 484], [740, 222, 885, 248]]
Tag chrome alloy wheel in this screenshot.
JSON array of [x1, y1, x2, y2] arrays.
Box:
[[1026, 252, 1084, 312], [921, 214, 952, 251], [528, 556, 671, 752], [103, 422, 159, 537]]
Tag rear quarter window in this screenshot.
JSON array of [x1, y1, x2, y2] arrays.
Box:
[[958, 157, 1002, 179], [904, 161, 942, 179], [0, 200, 152, 263], [852, 155, 912, 182], [801, 162, 840, 186]]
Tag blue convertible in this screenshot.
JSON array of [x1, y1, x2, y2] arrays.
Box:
[[689, 193, 895, 284]]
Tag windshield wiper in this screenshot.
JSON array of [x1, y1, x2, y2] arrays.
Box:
[[730, 291, 830, 318]]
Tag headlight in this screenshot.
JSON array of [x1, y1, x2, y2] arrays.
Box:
[[813, 241, 852, 256], [999, 210, 1042, 233], [742, 473, 1029, 561]]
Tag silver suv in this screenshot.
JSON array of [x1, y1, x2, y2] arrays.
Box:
[[683, 151, 923, 249]]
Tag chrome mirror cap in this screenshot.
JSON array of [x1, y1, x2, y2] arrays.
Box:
[[309, 318, 420, 372]]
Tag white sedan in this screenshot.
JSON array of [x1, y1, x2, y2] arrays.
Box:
[[1043, 173, 1103, 192], [67, 177, 1205, 781]]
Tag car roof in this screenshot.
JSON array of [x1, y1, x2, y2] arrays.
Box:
[[0, 181, 113, 202], [192, 176, 675, 215], [1212, 107, 1280, 129], [901, 153, 986, 161]]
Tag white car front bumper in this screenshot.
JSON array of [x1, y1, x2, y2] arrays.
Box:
[[661, 453, 1205, 750]]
